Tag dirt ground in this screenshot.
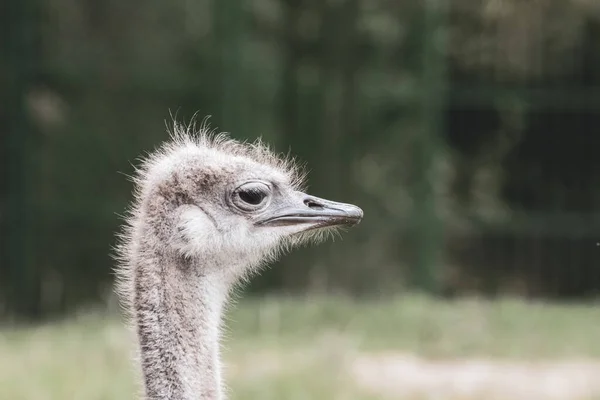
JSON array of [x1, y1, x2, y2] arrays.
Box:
[[350, 353, 600, 400]]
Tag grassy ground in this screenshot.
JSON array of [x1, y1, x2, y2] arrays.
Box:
[[1, 294, 599, 399]]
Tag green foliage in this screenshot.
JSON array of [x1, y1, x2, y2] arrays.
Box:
[[3, 0, 600, 318]]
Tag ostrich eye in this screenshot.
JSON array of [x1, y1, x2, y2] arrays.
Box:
[[232, 181, 271, 211], [239, 188, 267, 205]]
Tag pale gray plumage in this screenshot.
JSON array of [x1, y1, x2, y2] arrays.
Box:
[[114, 120, 363, 400]]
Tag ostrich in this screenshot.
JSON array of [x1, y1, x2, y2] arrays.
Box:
[[115, 121, 363, 400]]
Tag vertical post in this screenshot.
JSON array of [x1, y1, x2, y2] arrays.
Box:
[[413, 0, 447, 293], [3, 0, 41, 319], [213, 0, 246, 138]]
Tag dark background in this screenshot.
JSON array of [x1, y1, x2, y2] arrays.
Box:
[[3, 0, 600, 321]]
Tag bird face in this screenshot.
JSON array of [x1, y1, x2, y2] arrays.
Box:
[[166, 153, 363, 270], [230, 179, 363, 233]]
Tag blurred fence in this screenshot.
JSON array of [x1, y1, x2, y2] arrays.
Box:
[[2, 0, 600, 320]]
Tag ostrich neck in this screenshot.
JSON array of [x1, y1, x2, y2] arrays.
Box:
[[134, 251, 229, 400]]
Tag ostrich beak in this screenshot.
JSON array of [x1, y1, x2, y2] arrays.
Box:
[[257, 192, 363, 229]]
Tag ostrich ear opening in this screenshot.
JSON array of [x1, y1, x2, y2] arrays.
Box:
[[255, 191, 363, 229]]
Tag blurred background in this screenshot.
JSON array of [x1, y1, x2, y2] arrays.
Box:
[[2, 0, 600, 398]]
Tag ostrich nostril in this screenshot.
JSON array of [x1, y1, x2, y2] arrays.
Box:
[[304, 198, 324, 209]]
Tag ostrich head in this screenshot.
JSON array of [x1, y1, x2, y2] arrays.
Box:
[[125, 123, 362, 283], [115, 121, 363, 400]]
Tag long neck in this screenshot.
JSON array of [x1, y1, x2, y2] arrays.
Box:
[[134, 251, 228, 400]]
